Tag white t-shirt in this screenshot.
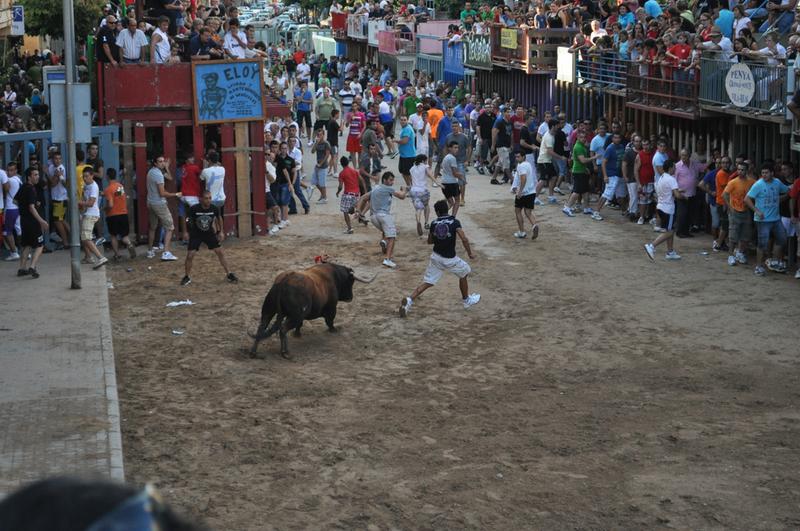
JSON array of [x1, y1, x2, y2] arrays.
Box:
[[265, 160, 276, 190], [757, 44, 786, 65], [83, 181, 101, 217], [223, 30, 248, 59], [5, 175, 21, 211], [0, 169, 7, 210], [296, 62, 310, 81], [514, 161, 537, 196], [656, 173, 678, 215], [409, 163, 429, 192], [350, 80, 363, 95], [48, 164, 68, 201], [200, 166, 226, 203], [537, 122, 549, 138], [538, 132, 555, 164]]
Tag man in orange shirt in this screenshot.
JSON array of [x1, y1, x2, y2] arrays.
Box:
[[713, 155, 733, 252], [723, 161, 755, 266], [103, 168, 137, 260], [426, 102, 444, 168]]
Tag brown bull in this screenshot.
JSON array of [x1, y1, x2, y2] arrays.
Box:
[[249, 263, 374, 358]]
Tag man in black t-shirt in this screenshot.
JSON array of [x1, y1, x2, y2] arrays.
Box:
[[181, 190, 238, 286], [491, 107, 513, 184], [96, 16, 120, 65], [476, 103, 496, 174], [273, 141, 297, 225], [16, 168, 49, 278], [399, 200, 480, 317]]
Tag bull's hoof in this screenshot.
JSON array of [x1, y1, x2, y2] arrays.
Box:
[[327, 326, 338, 333], [280, 351, 293, 360]]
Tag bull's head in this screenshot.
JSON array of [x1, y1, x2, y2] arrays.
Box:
[[330, 264, 375, 302]]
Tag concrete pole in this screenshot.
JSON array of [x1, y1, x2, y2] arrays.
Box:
[[63, 0, 81, 288]]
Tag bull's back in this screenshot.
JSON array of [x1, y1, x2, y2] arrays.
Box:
[[261, 270, 335, 320]]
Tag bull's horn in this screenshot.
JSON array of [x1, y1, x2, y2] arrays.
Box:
[[353, 272, 377, 283]]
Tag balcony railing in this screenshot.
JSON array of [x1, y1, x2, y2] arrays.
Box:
[[699, 57, 788, 119], [527, 28, 577, 71], [625, 63, 699, 117], [490, 25, 527, 70], [574, 52, 628, 89], [416, 33, 444, 55], [368, 19, 387, 46], [488, 25, 577, 73], [347, 14, 368, 40], [378, 29, 415, 55]]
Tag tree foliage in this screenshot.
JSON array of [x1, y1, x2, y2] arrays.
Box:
[[21, 0, 104, 39]]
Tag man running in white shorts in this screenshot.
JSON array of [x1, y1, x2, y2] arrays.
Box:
[[399, 199, 480, 316]]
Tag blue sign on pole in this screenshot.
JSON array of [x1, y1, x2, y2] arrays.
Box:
[[192, 59, 266, 125], [11, 5, 25, 36]]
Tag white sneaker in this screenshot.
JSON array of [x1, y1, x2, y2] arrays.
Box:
[[654, 226, 666, 233], [161, 251, 178, 261], [4, 252, 20, 261], [92, 256, 109, 269], [317, 198, 328, 204], [382, 258, 397, 269], [344, 228, 354, 234], [735, 251, 747, 265], [146, 249, 156, 259], [513, 231, 527, 238], [399, 296, 412, 317], [665, 251, 682, 260], [562, 207, 576, 217], [591, 212, 603, 221], [547, 196, 558, 204], [644, 243, 655, 261], [534, 198, 543, 206], [649, 217, 657, 226], [463, 293, 481, 309], [637, 217, 644, 225], [727, 255, 737, 266], [269, 226, 280, 235], [158, 243, 165, 250], [278, 220, 289, 229]]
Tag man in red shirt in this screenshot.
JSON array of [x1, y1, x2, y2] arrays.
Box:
[[788, 174, 800, 278], [180, 153, 203, 242], [666, 32, 692, 106], [336, 156, 364, 234]]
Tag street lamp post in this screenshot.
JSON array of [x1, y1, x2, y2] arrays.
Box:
[[63, 0, 81, 288]]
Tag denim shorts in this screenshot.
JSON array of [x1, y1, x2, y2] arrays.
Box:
[[755, 220, 786, 250], [276, 184, 291, 206], [311, 166, 328, 188]]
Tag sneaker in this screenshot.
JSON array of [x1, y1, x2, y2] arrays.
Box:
[[344, 228, 354, 234], [754, 265, 766, 276], [649, 217, 656, 226], [389, 151, 399, 159], [424, 222, 430, 230], [278, 220, 289, 228], [317, 198, 328, 204], [795, 268, 800, 279], [92, 256, 109, 269], [161, 251, 178, 261], [4, 252, 20, 261], [127, 244, 137, 259], [17, 268, 29, 277], [583, 208, 593, 215], [591, 212, 603, 221], [554, 186, 565, 195], [270, 226, 280, 235], [416, 221, 423, 236], [534, 198, 543, 206], [158, 243, 165, 250], [476, 166, 485, 175], [380, 239, 387, 254], [28, 268, 40, 279], [637, 217, 644, 225], [665, 251, 682, 260], [490, 179, 501, 185], [181, 275, 192, 286], [95, 237, 107, 246], [82, 256, 96, 265], [382, 258, 397, 269], [654, 227, 666, 233], [399, 296, 412, 317], [227, 272, 239, 283], [463, 293, 481, 309], [767, 260, 787, 273], [727, 255, 737, 266], [547, 196, 558, 204], [644, 243, 655, 261], [530, 224, 539, 240], [146, 248, 156, 259], [513, 231, 527, 238], [735, 251, 747, 265], [608, 203, 620, 210], [562, 207, 576, 217]]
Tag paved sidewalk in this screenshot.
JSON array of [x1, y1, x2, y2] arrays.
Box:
[[0, 252, 123, 497]]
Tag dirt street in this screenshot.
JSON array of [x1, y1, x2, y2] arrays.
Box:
[[110, 152, 800, 530]]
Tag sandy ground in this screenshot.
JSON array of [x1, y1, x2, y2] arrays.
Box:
[[110, 148, 800, 530]]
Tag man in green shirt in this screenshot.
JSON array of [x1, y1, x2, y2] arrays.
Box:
[[401, 86, 420, 118], [479, 4, 494, 21], [562, 129, 598, 216], [314, 87, 338, 133], [451, 80, 467, 104], [460, 1, 478, 23]]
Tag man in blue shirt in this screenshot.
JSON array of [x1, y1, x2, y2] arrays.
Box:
[[745, 164, 790, 275], [594, 132, 625, 221], [293, 80, 314, 142], [396, 115, 417, 186]]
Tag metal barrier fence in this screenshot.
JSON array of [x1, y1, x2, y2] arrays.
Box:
[[416, 53, 443, 82], [626, 62, 699, 114], [574, 52, 628, 88], [699, 57, 787, 116], [0, 126, 121, 245]]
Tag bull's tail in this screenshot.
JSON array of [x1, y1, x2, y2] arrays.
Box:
[[249, 286, 284, 356]]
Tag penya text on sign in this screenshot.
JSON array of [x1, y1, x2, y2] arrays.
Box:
[[724, 63, 755, 108]]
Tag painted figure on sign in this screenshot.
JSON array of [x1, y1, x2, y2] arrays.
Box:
[[199, 72, 226, 120]]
